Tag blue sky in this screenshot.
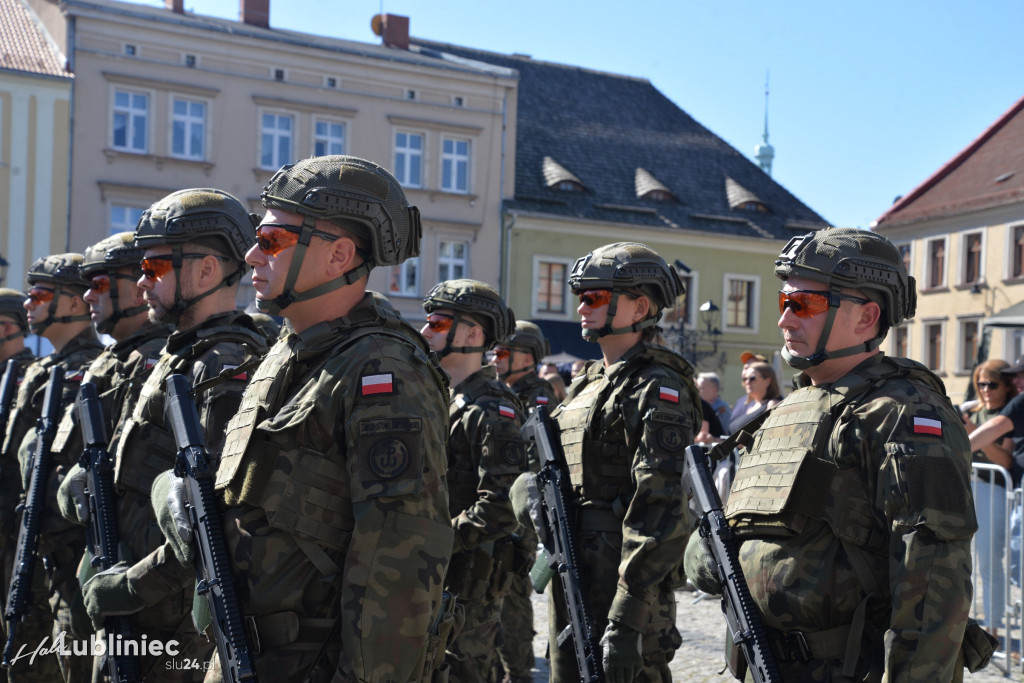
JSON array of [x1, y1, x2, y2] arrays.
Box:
[[131, 0, 1024, 229]]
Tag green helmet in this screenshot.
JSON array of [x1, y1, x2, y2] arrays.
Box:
[[504, 320, 550, 362], [775, 227, 915, 369], [567, 242, 681, 340], [134, 188, 256, 261], [261, 155, 422, 267], [423, 279, 514, 355], [0, 288, 28, 337], [25, 253, 91, 334], [82, 232, 148, 334]]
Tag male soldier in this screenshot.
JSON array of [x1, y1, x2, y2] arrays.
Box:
[[488, 320, 557, 683], [156, 156, 453, 680], [2, 254, 103, 681], [0, 288, 34, 550], [65, 189, 269, 681], [420, 280, 528, 682], [685, 228, 978, 681], [49, 233, 173, 678]]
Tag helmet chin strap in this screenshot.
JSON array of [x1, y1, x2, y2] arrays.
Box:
[[163, 247, 244, 326], [256, 216, 372, 316], [582, 291, 657, 341], [781, 288, 882, 370], [29, 284, 92, 336], [436, 312, 488, 359], [96, 273, 148, 335], [0, 327, 25, 344]]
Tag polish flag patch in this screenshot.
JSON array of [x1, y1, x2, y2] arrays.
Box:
[[361, 373, 394, 396], [913, 417, 942, 436], [66, 370, 84, 382], [145, 357, 159, 370], [499, 404, 516, 419], [536, 396, 549, 405], [659, 386, 679, 403], [224, 365, 249, 381]]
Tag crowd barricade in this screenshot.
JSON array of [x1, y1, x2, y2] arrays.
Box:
[[970, 462, 1018, 677]]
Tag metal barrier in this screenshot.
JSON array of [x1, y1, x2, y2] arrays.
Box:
[[970, 462, 1018, 677]]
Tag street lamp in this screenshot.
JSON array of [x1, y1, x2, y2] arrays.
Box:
[[673, 299, 721, 366]]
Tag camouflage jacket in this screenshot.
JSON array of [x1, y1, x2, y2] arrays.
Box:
[[448, 365, 528, 555], [550, 341, 701, 633], [0, 347, 35, 538], [510, 371, 559, 414], [211, 293, 452, 682], [727, 353, 976, 682]]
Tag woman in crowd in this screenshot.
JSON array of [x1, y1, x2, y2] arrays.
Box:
[[728, 361, 782, 433]]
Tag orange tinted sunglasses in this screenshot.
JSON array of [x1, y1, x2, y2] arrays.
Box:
[[425, 313, 455, 333], [255, 223, 340, 257], [492, 347, 512, 360], [577, 289, 613, 308], [140, 254, 222, 281], [26, 287, 55, 305], [88, 274, 111, 294], [778, 289, 871, 318]]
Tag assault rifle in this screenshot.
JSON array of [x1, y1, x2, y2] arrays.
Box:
[[3, 366, 64, 667], [165, 373, 257, 682], [77, 382, 141, 682], [683, 444, 781, 683], [521, 406, 604, 683], [0, 360, 18, 453]]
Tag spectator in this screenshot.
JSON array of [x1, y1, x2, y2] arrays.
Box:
[[729, 361, 782, 434], [729, 350, 770, 424], [570, 359, 586, 378], [696, 372, 730, 433], [540, 369, 568, 404]]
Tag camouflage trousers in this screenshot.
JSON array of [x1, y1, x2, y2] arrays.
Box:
[[547, 530, 681, 683], [495, 572, 535, 682], [1, 562, 62, 682], [446, 597, 505, 683]]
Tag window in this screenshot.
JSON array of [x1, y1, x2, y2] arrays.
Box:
[[394, 132, 423, 188], [724, 276, 757, 330], [274, 69, 285, 81], [926, 237, 946, 289], [387, 257, 419, 297], [661, 274, 694, 328], [124, 44, 136, 56], [325, 77, 338, 88], [959, 318, 980, 372], [184, 54, 196, 68], [1012, 225, 1024, 279], [893, 325, 908, 359], [453, 96, 465, 107], [441, 138, 470, 193], [961, 232, 982, 285], [535, 261, 569, 315], [314, 120, 345, 156], [110, 205, 145, 236], [260, 112, 293, 170], [112, 90, 149, 153], [438, 241, 468, 281], [924, 322, 944, 371], [405, 89, 417, 100], [897, 243, 912, 279], [171, 98, 206, 160]]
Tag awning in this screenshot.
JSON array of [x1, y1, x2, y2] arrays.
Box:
[[531, 319, 601, 362], [983, 299, 1024, 328]]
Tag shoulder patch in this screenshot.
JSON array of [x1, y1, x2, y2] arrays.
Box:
[[361, 372, 394, 396], [658, 386, 679, 403], [145, 357, 159, 370], [912, 416, 942, 436], [222, 364, 249, 381], [535, 396, 549, 405], [66, 370, 85, 382], [499, 404, 516, 419]]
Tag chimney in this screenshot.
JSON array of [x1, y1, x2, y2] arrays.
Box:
[[240, 0, 270, 29], [381, 14, 409, 50], [165, 0, 184, 12]]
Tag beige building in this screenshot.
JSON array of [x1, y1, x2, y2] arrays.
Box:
[[27, 0, 516, 319], [873, 94, 1024, 403], [0, 0, 71, 287]]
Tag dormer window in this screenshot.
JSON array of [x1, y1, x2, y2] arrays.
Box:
[[643, 189, 674, 202], [725, 177, 768, 213], [738, 201, 768, 212], [543, 156, 586, 192], [635, 168, 676, 202], [555, 180, 584, 192]]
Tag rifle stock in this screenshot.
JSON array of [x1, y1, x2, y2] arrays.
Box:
[[77, 382, 141, 682], [683, 444, 781, 683], [165, 373, 256, 682]]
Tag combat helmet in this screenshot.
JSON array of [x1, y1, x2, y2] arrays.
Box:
[[775, 227, 916, 369], [505, 320, 550, 362], [567, 242, 682, 340], [423, 279, 514, 357], [81, 232, 148, 334], [25, 253, 91, 335], [0, 288, 28, 342], [134, 188, 256, 323], [256, 155, 422, 314]]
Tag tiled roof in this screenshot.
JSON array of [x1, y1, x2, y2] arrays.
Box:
[[0, 0, 67, 78], [874, 94, 1024, 229], [413, 40, 828, 240]]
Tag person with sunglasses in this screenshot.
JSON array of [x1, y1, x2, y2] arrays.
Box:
[[512, 242, 701, 683], [0, 253, 103, 681], [420, 279, 528, 683], [71, 189, 270, 681], [686, 227, 982, 681]]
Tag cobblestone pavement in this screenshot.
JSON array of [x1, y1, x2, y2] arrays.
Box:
[[524, 587, 1017, 681]]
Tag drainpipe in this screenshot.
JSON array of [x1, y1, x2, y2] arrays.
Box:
[[64, 14, 76, 250], [498, 86, 509, 297]]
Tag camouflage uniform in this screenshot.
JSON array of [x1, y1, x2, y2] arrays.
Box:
[[548, 341, 700, 681], [510, 372, 558, 414]]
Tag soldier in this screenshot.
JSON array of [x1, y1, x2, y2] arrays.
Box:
[[518, 242, 701, 683], [0, 288, 33, 369], [2, 254, 103, 681], [488, 320, 557, 683], [685, 228, 979, 681], [159, 156, 452, 680], [420, 280, 528, 682], [64, 189, 269, 681]]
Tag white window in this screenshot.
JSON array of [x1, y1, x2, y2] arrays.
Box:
[[723, 274, 759, 332], [441, 137, 470, 193], [897, 243, 912, 280], [438, 240, 468, 281], [260, 112, 293, 170], [960, 231, 983, 286], [112, 90, 149, 153], [958, 318, 981, 372], [314, 119, 345, 156], [387, 257, 419, 297], [110, 205, 145, 236], [535, 260, 569, 315], [923, 321, 945, 372], [891, 324, 909, 359], [925, 237, 947, 289], [171, 98, 206, 160], [1009, 224, 1024, 280], [394, 131, 423, 188]]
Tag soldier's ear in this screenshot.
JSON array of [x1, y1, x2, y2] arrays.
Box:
[[854, 300, 882, 335], [325, 235, 359, 278]]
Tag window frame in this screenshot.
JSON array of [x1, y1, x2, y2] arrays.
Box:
[[956, 316, 982, 374], [959, 229, 984, 287], [109, 204, 146, 236], [896, 242, 913, 282], [924, 236, 948, 290], [393, 129, 425, 189], [169, 95, 208, 161], [532, 256, 574, 319], [1006, 222, 1024, 281], [440, 136, 471, 194], [661, 272, 697, 330], [312, 117, 346, 157], [922, 319, 946, 373], [386, 257, 420, 298], [258, 109, 295, 171], [722, 273, 760, 333], [437, 239, 469, 282], [890, 323, 910, 359], [111, 87, 151, 154]]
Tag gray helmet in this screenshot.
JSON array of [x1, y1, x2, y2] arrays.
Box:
[[0, 288, 28, 333], [423, 279, 514, 353], [134, 188, 257, 261], [775, 227, 916, 328], [27, 253, 88, 294], [504, 320, 550, 362], [82, 232, 144, 277], [261, 155, 421, 267]]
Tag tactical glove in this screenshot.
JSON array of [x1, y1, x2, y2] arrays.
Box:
[[684, 528, 722, 595], [599, 620, 643, 683], [151, 469, 194, 564], [57, 464, 90, 524], [82, 562, 145, 629], [509, 472, 539, 531]]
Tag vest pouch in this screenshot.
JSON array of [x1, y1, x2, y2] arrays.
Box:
[[415, 591, 464, 683], [489, 537, 517, 599], [961, 617, 997, 672]]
